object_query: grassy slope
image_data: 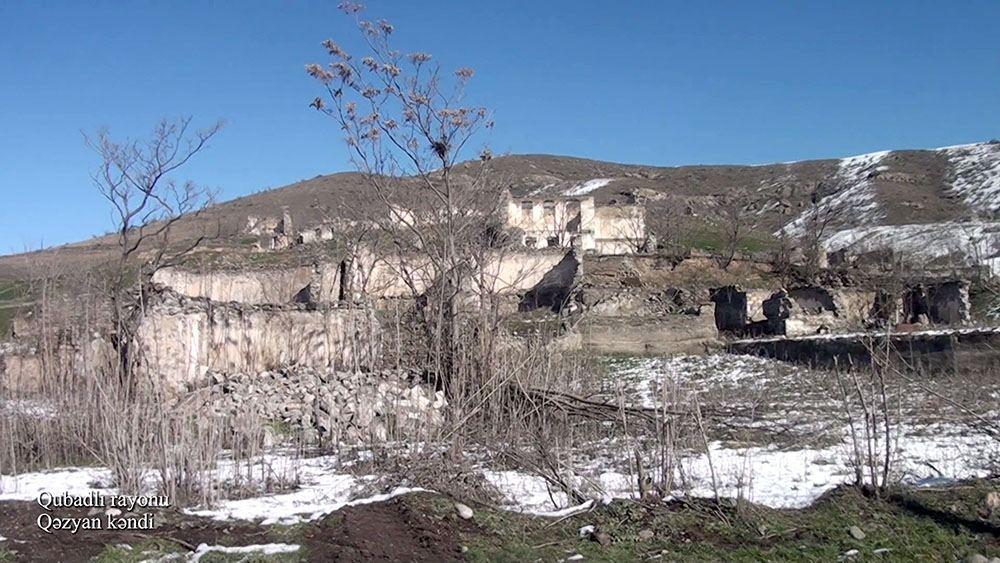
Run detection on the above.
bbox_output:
[458,483,1000,562]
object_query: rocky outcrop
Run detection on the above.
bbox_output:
[203,367,445,443]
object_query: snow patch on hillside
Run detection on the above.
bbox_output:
[564,178,613,196]
[941,142,1000,216]
[824,221,1000,276]
[780,150,890,237]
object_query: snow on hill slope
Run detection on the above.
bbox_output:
[779,150,890,237]
[3,141,999,276]
[782,142,1000,236]
[823,221,1000,276]
[942,142,1000,216]
[776,141,1000,274]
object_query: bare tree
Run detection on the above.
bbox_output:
[801,188,840,277]
[87,118,222,289]
[307,3,505,408]
[85,117,222,374]
[608,206,652,253]
[713,188,756,270]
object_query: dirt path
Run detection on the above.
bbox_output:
[0,493,466,562]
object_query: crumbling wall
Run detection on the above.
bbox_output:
[349,250,567,301]
[152,265,342,305]
[710,285,880,337]
[0,344,42,393]
[519,252,580,312]
[348,251,433,300]
[901,282,970,326]
[710,286,748,332]
[727,328,1000,374]
[0,339,113,394]
[579,287,696,317]
[927,281,970,325]
[477,251,567,295]
[788,287,837,315]
[245,215,280,236]
[137,293,378,390]
[784,287,838,336]
[593,205,646,254]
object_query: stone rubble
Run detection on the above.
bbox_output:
[206,367,446,443]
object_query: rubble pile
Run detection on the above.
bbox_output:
[207,367,446,443]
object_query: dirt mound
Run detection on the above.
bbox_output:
[0,493,465,562]
[310,494,464,561]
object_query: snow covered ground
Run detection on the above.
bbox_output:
[0,454,424,526]
[601,353,800,407]
[777,142,1000,275]
[187,543,300,562]
[1,420,994,519]
[0,466,115,501]
[2,354,996,522]
[483,427,995,511]
[484,353,998,512]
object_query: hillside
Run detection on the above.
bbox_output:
[1,141,998,277]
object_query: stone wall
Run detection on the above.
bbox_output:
[349,249,568,301]
[728,327,1000,374]
[710,286,750,331]
[593,205,645,254]
[0,339,114,394]
[519,252,580,312]
[921,281,971,325]
[505,195,645,254]
[710,285,885,337]
[137,292,378,390]
[152,265,342,305]
[506,195,597,251]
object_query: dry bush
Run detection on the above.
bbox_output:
[0,271,300,506]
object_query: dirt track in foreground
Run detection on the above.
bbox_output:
[0,493,466,562]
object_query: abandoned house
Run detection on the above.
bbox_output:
[505,195,647,254]
[711,280,972,338]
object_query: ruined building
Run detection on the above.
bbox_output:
[245,193,649,257]
[505,195,647,254]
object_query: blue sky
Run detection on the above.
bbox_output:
[1,0,998,253]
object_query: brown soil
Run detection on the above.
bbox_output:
[0,493,465,562]
[309,496,465,562]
